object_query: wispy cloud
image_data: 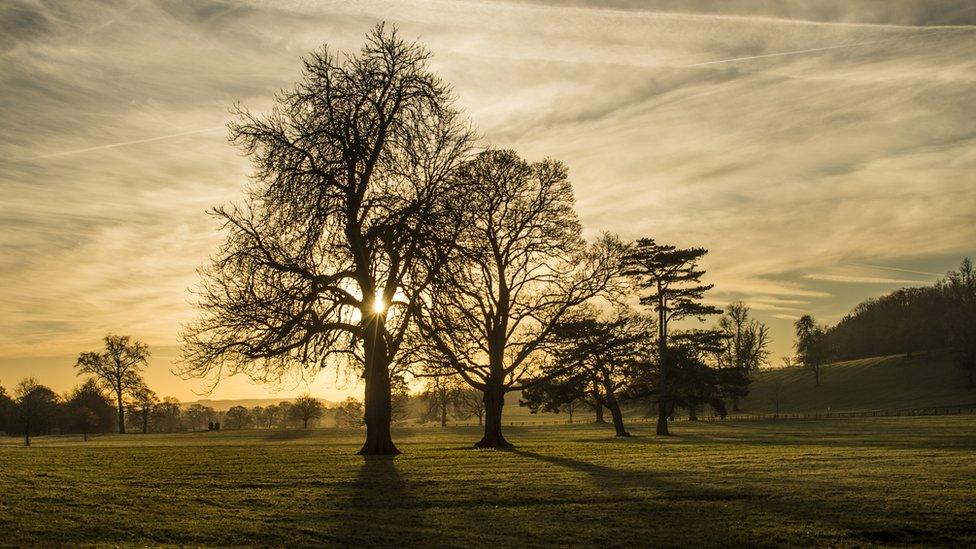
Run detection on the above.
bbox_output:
[1,0,974,398]
[803,274,932,285]
[13,126,226,162]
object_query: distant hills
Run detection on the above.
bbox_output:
[184,397,336,411]
[740,352,975,414]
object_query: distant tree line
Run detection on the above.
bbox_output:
[793,258,976,386]
[0,333,376,446]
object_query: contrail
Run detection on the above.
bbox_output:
[847,263,942,277]
[680,26,974,68]
[15,125,226,162]
[682,36,915,68]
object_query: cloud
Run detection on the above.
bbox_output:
[803,274,933,285]
[1,0,974,397]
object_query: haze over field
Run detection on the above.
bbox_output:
[1,0,975,400]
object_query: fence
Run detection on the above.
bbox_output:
[709,403,976,422]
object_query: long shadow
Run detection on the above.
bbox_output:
[505,448,752,503]
[330,457,428,545]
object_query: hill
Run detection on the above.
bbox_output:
[184,397,335,411]
[740,353,976,414]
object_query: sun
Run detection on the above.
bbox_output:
[372,298,386,314]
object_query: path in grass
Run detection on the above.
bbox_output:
[1,417,974,546]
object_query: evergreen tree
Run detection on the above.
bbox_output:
[624,239,720,435]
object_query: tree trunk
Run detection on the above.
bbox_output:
[814,366,821,387]
[117,391,125,434]
[475,386,511,449]
[604,392,630,437]
[24,419,30,447]
[303,418,309,429]
[594,400,606,423]
[656,399,669,435]
[688,403,698,421]
[142,410,148,434]
[440,402,447,427]
[83,430,88,442]
[358,319,399,455]
[656,290,670,436]
[731,395,740,413]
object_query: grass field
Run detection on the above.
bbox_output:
[2,417,975,547]
[741,353,976,414]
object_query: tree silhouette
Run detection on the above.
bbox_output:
[75,334,150,434]
[794,315,830,386]
[225,406,252,430]
[15,378,59,447]
[667,329,728,420]
[0,384,13,435]
[289,394,324,429]
[178,24,471,455]
[414,149,624,448]
[940,258,976,386]
[420,373,465,427]
[127,383,158,434]
[823,286,944,361]
[624,239,720,435]
[65,379,114,441]
[715,301,770,411]
[454,389,485,426]
[334,397,365,428]
[522,306,653,437]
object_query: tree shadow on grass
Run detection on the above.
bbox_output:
[329,457,429,545]
[505,448,752,503]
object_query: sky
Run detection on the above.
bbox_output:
[1,0,974,401]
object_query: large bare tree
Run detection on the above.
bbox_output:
[415,149,624,448]
[179,25,470,455]
[75,334,150,434]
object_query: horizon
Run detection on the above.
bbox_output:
[2,0,975,401]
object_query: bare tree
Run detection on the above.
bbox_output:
[454,389,485,426]
[715,301,770,411]
[334,397,365,428]
[15,378,60,447]
[225,406,252,430]
[178,24,471,455]
[415,149,625,448]
[127,384,158,434]
[420,372,465,427]
[156,397,182,433]
[289,394,324,429]
[75,334,150,434]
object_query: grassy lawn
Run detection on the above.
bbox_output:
[1,417,974,547]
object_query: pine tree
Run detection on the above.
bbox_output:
[624,239,720,435]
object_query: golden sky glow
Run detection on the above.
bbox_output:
[1,0,974,400]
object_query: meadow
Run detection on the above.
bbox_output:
[741,353,976,414]
[2,416,975,546]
